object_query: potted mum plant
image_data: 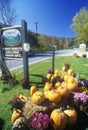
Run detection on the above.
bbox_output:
[21,77,29,89]
[8,97,24,112]
[73,92,88,113]
[26,111,54,130]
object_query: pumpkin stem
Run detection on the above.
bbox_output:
[59,107,63,112]
[16,109,22,113]
[67,105,70,109]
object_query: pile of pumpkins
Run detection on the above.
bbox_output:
[29,66,79,130]
[10,66,79,130]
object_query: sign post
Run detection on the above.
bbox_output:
[0,20,30,87]
[0,25,22,81]
[0,30,12,81]
[21,20,29,88]
[51,45,57,74]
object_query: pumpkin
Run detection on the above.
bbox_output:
[67,82,78,92]
[47,73,52,81]
[62,66,66,72]
[44,90,50,98]
[48,89,62,103]
[59,71,67,80]
[30,85,38,95]
[53,73,59,78]
[54,70,60,75]
[51,76,58,86]
[11,109,22,123]
[67,68,74,75]
[19,94,28,102]
[67,76,76,84]
[64,74,70,83]
[32,91,45,105]
[50,108,68,130]
[51,75,56,82]
[64,108,78,124]
[54,82,61,89]
[57,84,70,98]
[44,82,52,91]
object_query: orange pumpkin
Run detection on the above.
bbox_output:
[48,89,62,103]
[67,68,74,75]
[54,82,61,89]
[62,66,66,72]
[54,69,60,75]
[64,74,70,83]
[53,73,59,78]
[50,108,68,130]
[51,75,56,82]
[57,85,70,98]
[64,108,78,124]
[19,94,28,102]
[32,91,45,105]
[44,90,50,98]
[47,73,52,81]
[44,82,52,91]
[67,76,76,84]
[30,85,38,95]
[67,82,78,92]
[11,109,22,123]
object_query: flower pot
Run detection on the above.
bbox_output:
[80,106,88,113]
[12,125,29,130]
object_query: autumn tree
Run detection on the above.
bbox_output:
[71,7,88,45]
[38,35,50,51]
[0,0,17,26]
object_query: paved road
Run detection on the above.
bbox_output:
[1,49,85,71]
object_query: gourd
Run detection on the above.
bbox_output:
[57,84,70,98]
[62,66,66,72]
[67,82,78,92]
[30,85,38,95]
[64,74,70,83]
[19,94,28,102]
[44,82,52,91]
[48,89,62,103]
[67,76,76,84]
[11,109,22,123]
[32,91,45,105]
[67,68,74,75]
[54,69,60,75]
[54,81,61,89]
[50,108,68,130]
[47,73,52,81]
[64,107,78,124]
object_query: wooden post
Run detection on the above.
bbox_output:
[21,20,29,88]
[52,47,55,74]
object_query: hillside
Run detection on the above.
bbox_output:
[28,30,77,52]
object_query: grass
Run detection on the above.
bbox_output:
[0,56,88,130]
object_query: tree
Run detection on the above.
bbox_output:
[71,7,88,45]
[38,35,50,51]
[0,0,17,26]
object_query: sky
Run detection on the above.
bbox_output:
[12,0,88,38]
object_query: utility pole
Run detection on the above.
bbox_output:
[35,22,38,34]
[35,22,38,46]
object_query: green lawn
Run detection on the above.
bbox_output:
[0,56,88,130]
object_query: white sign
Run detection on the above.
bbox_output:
[23,43,30,52]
